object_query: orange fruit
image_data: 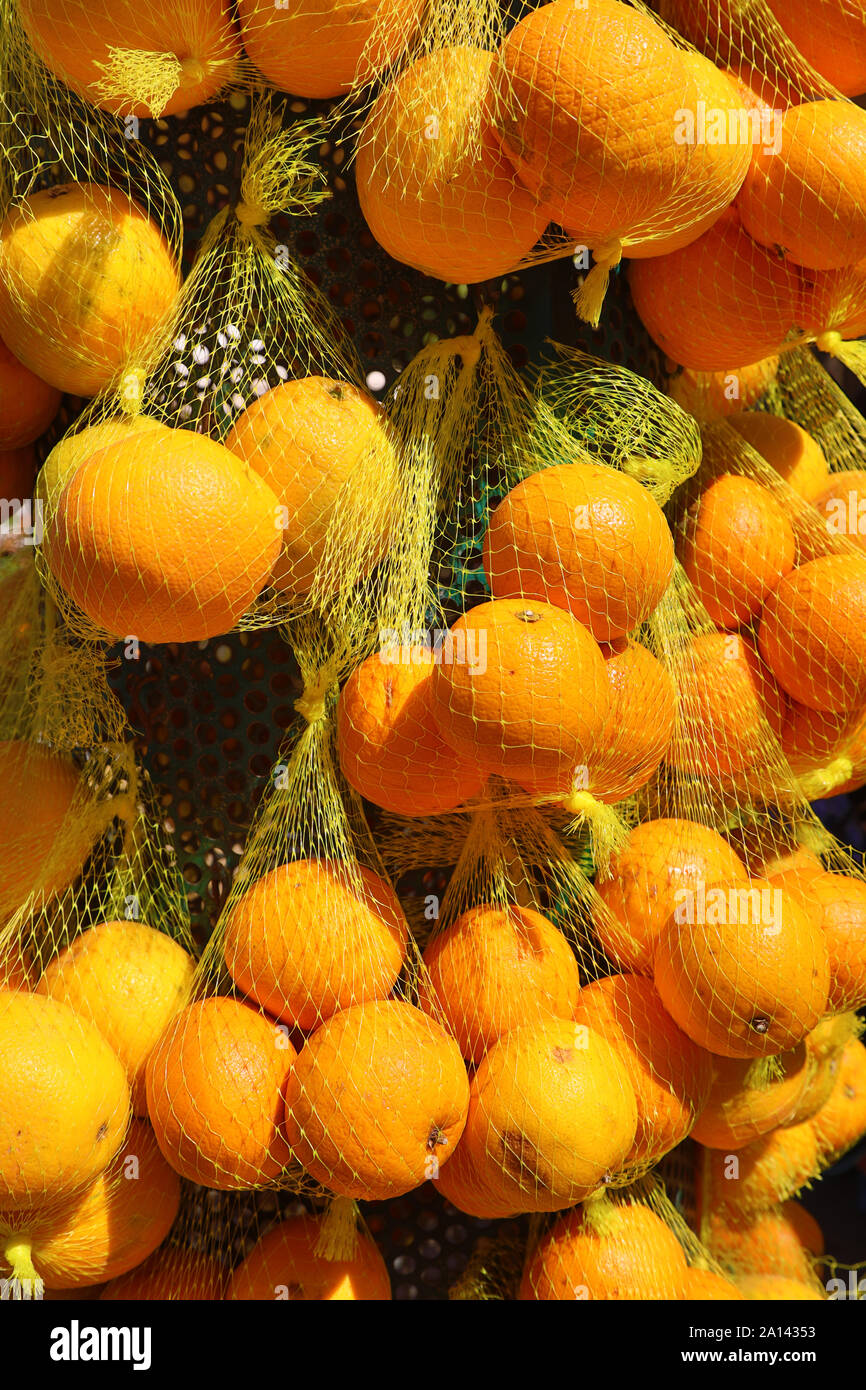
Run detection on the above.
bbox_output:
[572,974,715,1166]
[588,639,676,804]
[679,474,796,629]
[37,920,196,1115]
[37,414,168,515]
[728,411,830,501]
[780,702,857,781]
[726,823,825,880]
[629,211,806,372]
[0,336,60,449]
[800,257,866,342]
[459,1019,638,1213]
[706,1199,823,1287]
[0,989,130,1210]
[355,47,546,284]
[765,0,866,98]
[494,0,693,244]
[0,739,114,923]
[223,376,398,602]
[758,554,866,711]
[418,903,581,1065]
[429,598,610,796]
[228,1213,391,1301]
[737,1274,825,1301]
[593,817,749,976]
[810,1038,866,1162]
[823,705,866,796]
[0,940,32,991]
[100,1247,227,1300]
[665,633,788,801]
[431,1129,521,1219]
[221,860,407,1031]
[336,648,486,816]
[145,996,295,1190]
[0,183,180,396]
[238,0,423,98]
[668,357,780,421]
[775,871,866,1012]
[483,461,674,642]
[45,426,281,643]
[683,1269,745,1300]
[690,1043,811,1149]
[16,0,240,116]
[283,999,469,1201]
[706,1120,822,1216]
[623,54,751,260]
[519,1200,688,1301]
[813,469,866,552]
[737,101,866,272]
[653,875,831,1058]
[0,1121,179,1290]
[786,1013,861,1126]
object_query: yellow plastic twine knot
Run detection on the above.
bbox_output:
[572,237,624,329]
[314,1197,360,1262]
[561,788,628,880]
[293,673,333,725]
[816,330,844,355]
[798,755,854,801]
[235,199,269,231]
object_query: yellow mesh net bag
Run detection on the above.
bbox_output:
[631,0,866,381]
[32,94,411,651]
[350,0,771,320]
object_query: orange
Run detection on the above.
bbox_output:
[776,871,866,1012]
[0,336,60,449]
[706,1121,821,1216]
[519,1200,689,1301]
[813,469,866,552]
[737,1274,825,1301]
[588,639,676,804]
[690,1044,811,1149]
[37,920,196,1115]
[706,1200,823,1287]
[0,939,32,991]
[483,461,674,642]
[823,705,866,796]
[0,990,130,1210]
[429,598,610,796]
[726,822,825,880]
[17,0,240,117]
[0,183,180,397]
[494,0,694,244]
[679,474,796,628]
[336,648,487,816]
[418,903,581,1065]
[459,1019,638,1213]
[811,1038,866,1162]
[239,0,423,98]
[786,1013,861,1125]
[780,702,857,780]
[653,875,830,1058]
[145,996,295,1190]
[623,54,751,260]
[683,1269,745,1300]
[728,411,830,501]
[223,376,398,602]
[228,1213,391,1301]
[44,426,281,643]
[765,0,866,98]
[668,357,780,421]
[572,974,715,1166]
[432,1130,521,1220]
[629,211,806,372]
[665,633,788,801]
[800,257,866,342]
[37,414,168,514]
[0,740,114,922]
[758,554,866,710]
[0,1122,179,1290]
[737,101,866,271]
[283,999,469,1201]
[101,1247,227,1300]
[593,817,748,976]
[0,446,37,502]
[355,48,546,284]
[222,860,407,1030]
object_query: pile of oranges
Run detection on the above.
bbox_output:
[2,0,866,1307]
